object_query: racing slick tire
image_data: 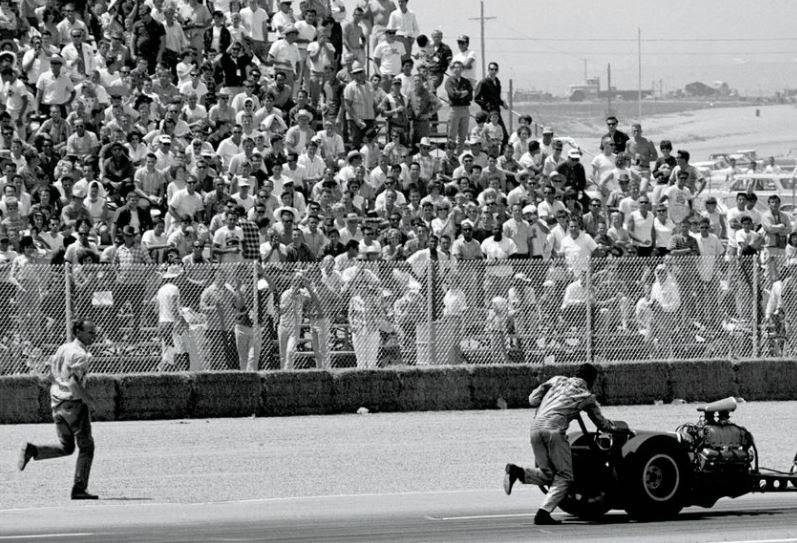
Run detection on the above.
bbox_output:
[622,441,690,520]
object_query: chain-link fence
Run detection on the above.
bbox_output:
[3,254,797,375]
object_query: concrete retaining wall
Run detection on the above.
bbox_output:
[1,360,795,423]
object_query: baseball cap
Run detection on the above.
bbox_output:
[567,149,581,159]
[350,61,365,74]
[457,34,469,42]
[283,24,298,35]
[159,135,172,144]
[542,126,554,134]
[419,137,432,147]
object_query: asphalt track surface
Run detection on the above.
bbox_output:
[1,402,796,542]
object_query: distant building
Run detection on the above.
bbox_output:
[685,81,731,97]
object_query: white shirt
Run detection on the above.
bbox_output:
[451,49,477,83]
[268,39,301,73]
[651,276,681,313]
[481,236,517,260]
[240,6,269,41]
[560,232,597,275]
[387,8,420,38]
[373,40,405,76]
[157,282,181,323]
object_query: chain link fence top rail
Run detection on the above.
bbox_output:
[3,254,797,375]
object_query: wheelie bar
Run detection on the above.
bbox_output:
[751,473,797,492]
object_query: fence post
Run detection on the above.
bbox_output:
[427,261,436,365]
[585,260,593,363]
[752,258,759,358]
[64,263,73,342]
[251,260,260,371]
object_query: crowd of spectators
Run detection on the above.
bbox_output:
[0,0,794,371]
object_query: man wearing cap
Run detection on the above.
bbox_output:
[34,55,74,116]
[372,27,405,91]
[451,35,477,86]
[205,10,232,56]
[504,363,619,525]
[380,77,410,142]
[343,61,376,148]
[445,60,473,153]
[536,125,554,158]
[556,149,589,207]
[267,25,301,94]
[113,224,154,326]
[360,0,396,56]
[240,0,270,61]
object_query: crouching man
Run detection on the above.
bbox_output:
[503,363,617,525]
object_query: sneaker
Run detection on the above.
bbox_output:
[17,443,34,471]
[503,463,523,495]
[534,509,562,525]
[71,490,99,500]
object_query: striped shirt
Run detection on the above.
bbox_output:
[528,376,612,434]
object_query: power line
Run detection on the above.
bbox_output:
[483,37,797,43]
[485,50,797,56]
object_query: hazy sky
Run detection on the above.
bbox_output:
[346,0,797,96]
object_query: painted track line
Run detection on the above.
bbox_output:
[0,534,94,540]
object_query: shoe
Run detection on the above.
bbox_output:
[71,490,99,500]
[503,463,524,495]
[534,509,562,525]
[17,443,34,471]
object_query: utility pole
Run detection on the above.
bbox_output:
[468,1,496,80]
[637,27,642,121]
[607,63,612,116]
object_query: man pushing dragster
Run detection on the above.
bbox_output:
[503,363,619,525]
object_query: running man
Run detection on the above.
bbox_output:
[503,363,618,525]
[18,319,99,500]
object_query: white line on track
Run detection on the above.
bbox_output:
[704,539,797,543]
[0,534,93,540]
[427,513,536,521]
[0,488,502,513]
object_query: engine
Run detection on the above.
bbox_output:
[678,418,754,474]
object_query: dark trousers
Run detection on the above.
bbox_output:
[115,282,146,332]
[206,330,237,370]
[34,400,94,493]
[347,119,375,149]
